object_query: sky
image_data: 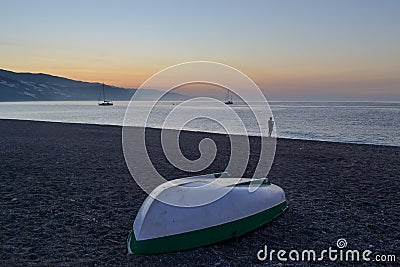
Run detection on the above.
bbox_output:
[1,0,400,100]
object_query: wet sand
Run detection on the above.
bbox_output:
[1,119,399,266]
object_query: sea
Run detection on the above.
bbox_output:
[0,101,399,147]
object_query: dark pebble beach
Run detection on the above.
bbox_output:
[1,119,399,266]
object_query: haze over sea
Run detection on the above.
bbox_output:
[0,101,398,147]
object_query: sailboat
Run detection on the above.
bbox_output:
[224,89,233,105]
[98,83,113,106]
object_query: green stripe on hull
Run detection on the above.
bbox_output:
[128,201,287,254]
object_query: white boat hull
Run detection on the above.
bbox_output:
[128,173,286,254]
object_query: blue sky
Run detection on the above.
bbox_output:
[1,0,399,100]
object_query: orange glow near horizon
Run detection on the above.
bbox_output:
[1,1,399,100]
[2,60,400,100]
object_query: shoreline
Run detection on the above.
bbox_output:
[1,119,399,265]
[0,118,398,148]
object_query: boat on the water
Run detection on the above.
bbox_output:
[127,172,286,254]
[224,89,233,105]
[98,100,113,106]
[98,83,113,106]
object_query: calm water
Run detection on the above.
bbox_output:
[0,101,399,146]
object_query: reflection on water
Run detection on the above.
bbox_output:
[0,101,399,146]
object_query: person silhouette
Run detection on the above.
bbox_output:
[268,117,274,137]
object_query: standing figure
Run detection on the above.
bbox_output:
[268,117,274,137]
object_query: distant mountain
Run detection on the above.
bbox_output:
[0,69,185,101]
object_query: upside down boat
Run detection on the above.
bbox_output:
[127,173,286,254]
